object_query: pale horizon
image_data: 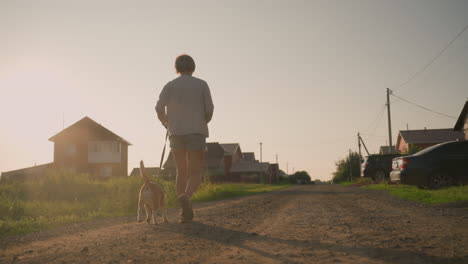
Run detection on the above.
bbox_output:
[1,0,468,181]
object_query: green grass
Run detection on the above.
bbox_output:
[0,171,289,238]
[339,181,355,186]
[192,183,289,202]
[338,178,371,186]
[364,184,468,204]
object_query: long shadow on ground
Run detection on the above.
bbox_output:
[157,221,467,264]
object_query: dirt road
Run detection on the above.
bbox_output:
[1,185,467,264]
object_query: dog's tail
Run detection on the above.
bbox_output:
[140,160,150,184]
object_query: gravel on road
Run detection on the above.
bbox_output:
[1,184,467,264]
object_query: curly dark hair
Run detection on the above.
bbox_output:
[175,55,196,73]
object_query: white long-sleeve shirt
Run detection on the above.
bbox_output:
[155,75,214,137]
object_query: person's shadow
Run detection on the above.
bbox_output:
[155,221,466,264]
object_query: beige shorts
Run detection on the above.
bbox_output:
[170,134,206,151]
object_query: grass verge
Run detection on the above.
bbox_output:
[364,184,468,204]
[192,183,289,202]
[339,181,355,186]
[0,171,289,238]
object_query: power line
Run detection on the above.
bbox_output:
[390,93,456,119]
[364,103,386,133]
[369,108,387,136]
[394,23,468,92]
[359,133,387,139]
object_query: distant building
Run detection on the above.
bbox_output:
[242,152,257,163]
[454,99,468,140]
[379,146,395,155]
[1,163,54,182]
[162,142,281,184]
[230,161,271,183]
[2,116,131,181]
[48,116,131,178]
[129,167,162,177]
[395,128,464,154]
[220,143,243,181]
[163,142,225,181]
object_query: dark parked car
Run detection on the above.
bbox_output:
[361,154,401,182]
[390,141,468,189]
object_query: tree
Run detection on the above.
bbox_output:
[332,151,361,183]
[407,144,424,155]
[290,171,311,184]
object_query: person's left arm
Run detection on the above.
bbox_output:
[203,82,214,123]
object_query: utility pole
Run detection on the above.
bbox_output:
[286,162,289,175]
[358,133,370,156]
[386,88,393,153]
[358,132,362,177]
[260,142,263,162]
[357,132,362,159]
[275,154,279,184]
[349,149,352,182]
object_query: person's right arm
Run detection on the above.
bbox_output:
[155,83,170,127]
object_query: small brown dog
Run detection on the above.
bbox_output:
[137,160,168,224]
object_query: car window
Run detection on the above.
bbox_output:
[443,143,468,155]
[413,142,468,156]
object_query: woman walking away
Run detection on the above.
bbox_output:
[155,55,214,223]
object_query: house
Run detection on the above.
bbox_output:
[49,116,131,178]
[230,161,271,183]
[220,143,243,181]
[395,128,465,154]
[379,146,395,155]
[163,142,225,181]
[242,152,257,163]
[162,143,282,184]
[129,167,162,177]
[1,163,54,182]
[454,99,468,140]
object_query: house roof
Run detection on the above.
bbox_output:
[454,99,468,131]
[379,146,395,154]
[1,163,54,179]
[242,152,256,162]
[398,128,464,145]
[220,143,241,156]
[49,116,131,145]
[129,167,162,177]
[231,162,270,174]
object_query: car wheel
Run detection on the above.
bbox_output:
[374,170,386,183]
[429,171,453,189]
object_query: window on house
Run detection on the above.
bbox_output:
[112,142,120,153]
[88,142,99,152]
[99,166,112,178]
[66,144,76,156]
[88,141,120,153]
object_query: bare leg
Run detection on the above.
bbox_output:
[173,149,188,197]
[144,204,151,223]
[137,198,143,222]
[185,150,205,198]
[160,197,168,223]
[152,206,157,224]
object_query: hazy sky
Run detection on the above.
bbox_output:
[1,0,468,180]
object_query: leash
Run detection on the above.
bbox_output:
[158,130,169,177]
